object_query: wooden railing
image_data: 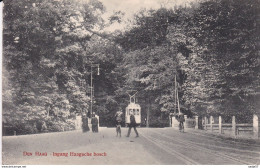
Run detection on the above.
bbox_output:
[200,115,259,139]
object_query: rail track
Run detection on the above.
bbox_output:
[140,129,257,165]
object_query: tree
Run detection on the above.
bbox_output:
[193,0,260,121]
[3,0,108,133]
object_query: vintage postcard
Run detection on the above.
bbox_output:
[2,0,259,166]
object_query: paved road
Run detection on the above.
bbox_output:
[2,127,260,165]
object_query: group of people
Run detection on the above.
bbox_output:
[115,107,139,138]
[82,109,185,135]
[82,114,99,133]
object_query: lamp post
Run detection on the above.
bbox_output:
[90,64,100,118]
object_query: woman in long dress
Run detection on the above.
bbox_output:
[82,114,90,132]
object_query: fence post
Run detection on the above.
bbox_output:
[232,116,237,137]
[253,114,259,139]
[219,116,222,134]
[210,116,213,132]
[195,116,198,129]
[204,116,207,130]
[184,115,188,128]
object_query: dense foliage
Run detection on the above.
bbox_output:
[3,0,259,134]
[115,0,259,124]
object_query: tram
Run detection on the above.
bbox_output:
[125,91,141,126]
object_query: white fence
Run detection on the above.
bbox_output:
[202,115,259,139]
[173,114,259,139]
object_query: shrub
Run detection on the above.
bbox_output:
[3,122,38,135]
[48,123,63,132]
[24,124,38,134]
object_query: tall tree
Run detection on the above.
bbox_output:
[193,0,260,120]
[3,0,107,133]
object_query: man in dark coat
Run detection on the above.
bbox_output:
[126,113,139,137]
[91,114,99,133]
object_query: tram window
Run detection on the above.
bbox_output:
[136,109,139,115]
[129,109,133,115]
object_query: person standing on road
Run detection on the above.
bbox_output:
[115,108,123,137]
[82,114,90,133]
[178,114,185,132]
[91,114,99,133]
[126,112,139,137]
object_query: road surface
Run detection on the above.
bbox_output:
[2,127,260,165]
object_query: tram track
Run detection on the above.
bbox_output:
[148,129,256,165]
[188,140,260,155]
[140,131,200,165]
[188,131,260,148]
[164,128,260,152]
[153,133,259,164]
[166,131,260,155]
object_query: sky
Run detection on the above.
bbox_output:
[99,0,194,32]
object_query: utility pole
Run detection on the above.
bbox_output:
[174,75,177,115]
[177,82,181,115]
[90,64,100,118]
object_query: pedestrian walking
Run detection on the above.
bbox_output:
[126,113,139,137]
[82,114,90,133]
[91,114,99,133]
[115,108,123,137]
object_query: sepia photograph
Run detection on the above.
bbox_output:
[1,0,260,166]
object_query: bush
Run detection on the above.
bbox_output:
[3,123,16,136]
[24,124,38,134]
[66,121,76,131]
[3,121,38,135]
[48,123,64,132]
[3,118,76,135]
[46,119,75,132]
[36,121,43,132]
